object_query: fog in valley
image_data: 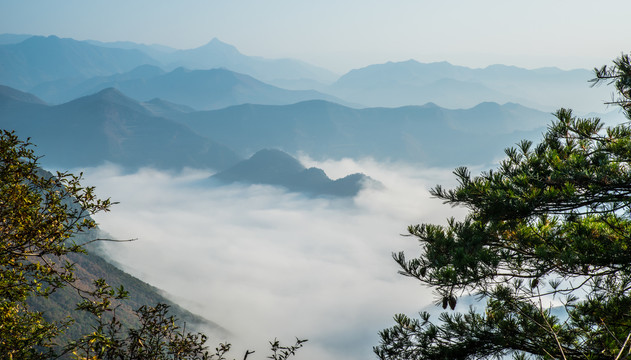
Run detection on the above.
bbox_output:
[4,2,631,359]
[78,157,470,360]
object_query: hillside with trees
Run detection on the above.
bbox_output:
[0,131,305,359]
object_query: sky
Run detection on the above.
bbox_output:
[1,0,630,73]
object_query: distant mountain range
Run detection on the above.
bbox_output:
[85,37,339,88]
[326,59,609,112]
[30,65,349,110]
[0,34,607,194]
[175,99,551,166]
[1,84,554,168]
[211,149,377,197]
[155,38,339,86]
[0,85,241,170]
[0,84,555,192]
[3,32,601,359]
[0,86,379,196]
[0,35,337,94]
[0,35,158,89]
[0,34,611,114]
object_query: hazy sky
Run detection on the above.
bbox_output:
[2,0,630,73]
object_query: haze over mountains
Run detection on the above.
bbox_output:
[327,59,608,111]
[0,83,553,174]
[1,32,618,360]
[0,85,240,170]
[0,33,611,208]
[31,65,349,110]
[0,34,611,114]
[176,100,550,166]
[0,35,337,96]
[0,35,158,89]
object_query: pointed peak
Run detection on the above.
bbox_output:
[206,37,231,46]
[73,87,132,104]
[93,87,127,98]
[197,38,241,53]
[71,87,149,114]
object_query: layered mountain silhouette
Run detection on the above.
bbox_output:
[176,99,551,166]
[327,59,608,112]
[0,85,385,197]
[0,34,609,114]
[0,35,157,90]
[158,38,338,86]
[30,64,167,104]
[0,35,337,96]
[0,86,241,170]
[211,149,376,197]
[1,83,553,170]
[84,37,338,87]
[31,65,348,110]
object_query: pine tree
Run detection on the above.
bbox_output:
[375,54,631,359]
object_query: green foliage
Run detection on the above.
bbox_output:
[0,130,306,359]
[376,54,631,359]
[0,130,111,359]
[68,280,213,360]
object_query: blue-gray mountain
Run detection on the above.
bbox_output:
[0,34,337,95]
[0,34,610,115]
[0,85,241,170]
[326,59,609,112]
[0,86,374,197]
[0,35,158,90]
[174,100,551,167]
[155,38,338,87]
[29,64,167,104]
[211,149,378,197]
[1,82,555,169]
[30,65,349,110]
[84,37,338,88]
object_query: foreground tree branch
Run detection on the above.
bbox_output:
[376,54,631,360]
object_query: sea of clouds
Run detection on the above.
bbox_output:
[80,157,472,360]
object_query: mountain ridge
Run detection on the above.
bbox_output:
[0,86,242,170]
[29,65,351,109]
[0,35,158,90]
[176,98,552,166]
[327,59,606,112]
[211,149,375,197]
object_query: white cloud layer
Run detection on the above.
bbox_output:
[80,159,469,360]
